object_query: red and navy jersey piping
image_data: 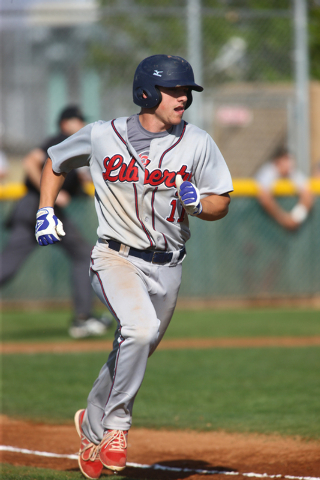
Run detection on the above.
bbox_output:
[158,121,187,168]
[111,119,127,146]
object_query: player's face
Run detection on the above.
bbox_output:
[154,86,189,129]
[60,118,85,136]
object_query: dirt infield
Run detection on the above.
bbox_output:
[1,416,320,479]
[2,336,320,354]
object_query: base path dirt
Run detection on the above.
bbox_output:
[1,416,319,479]
[2,336,320,354]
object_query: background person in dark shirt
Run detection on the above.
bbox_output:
[0,106,112,338]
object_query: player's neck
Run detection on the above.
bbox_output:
[138,111,172,133]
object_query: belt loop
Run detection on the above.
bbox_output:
[119,244,130,257]
[170,250,180,266]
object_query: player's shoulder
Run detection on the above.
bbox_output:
[91,117,128,135]
[91,119,110,132]
[184,122,212,143]
[184,122,218,149]
[185,121,208,137]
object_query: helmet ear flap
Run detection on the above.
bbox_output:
[154,86,162,107]
[133,85,162,109]
[185,90,193,110]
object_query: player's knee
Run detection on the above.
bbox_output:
[123,322,159,347]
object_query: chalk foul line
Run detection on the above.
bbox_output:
[1,445,319,480]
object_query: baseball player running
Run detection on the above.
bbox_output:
[35,55,233,479]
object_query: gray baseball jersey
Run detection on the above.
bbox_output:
[48,115,233,251]
[48,115,233,441]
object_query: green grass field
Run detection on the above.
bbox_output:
[1,307,320,479]
[0,464,135,480]
[2,307,320,342]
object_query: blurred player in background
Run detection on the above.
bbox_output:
[0,105,113,338]
[255,146,314,230]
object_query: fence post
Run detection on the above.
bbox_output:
[187,0,204,129]
[293,0,310,175]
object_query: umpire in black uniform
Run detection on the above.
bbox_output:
[0,106,112,338]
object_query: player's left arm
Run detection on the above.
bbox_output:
[198,193,231,221]
[176,174,231,221]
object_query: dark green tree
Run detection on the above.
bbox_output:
[309,2,320,80]
[86,0,319,86]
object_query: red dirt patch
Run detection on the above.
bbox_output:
[1,416,319,479]
[2,336,320,354]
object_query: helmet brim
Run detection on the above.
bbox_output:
[155,79,203,92]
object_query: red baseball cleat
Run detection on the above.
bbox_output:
[74,409,103,479]
[99,429,128,471]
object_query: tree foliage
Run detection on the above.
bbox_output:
[87,0,319,85]
[309,3,320,80]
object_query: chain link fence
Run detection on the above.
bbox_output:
[1,1,319,304]
[1,196,320,303]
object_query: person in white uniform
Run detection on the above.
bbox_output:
[35,54,233,479]
[255,146,314,230]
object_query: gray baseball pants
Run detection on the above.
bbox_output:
[82,241,182,444]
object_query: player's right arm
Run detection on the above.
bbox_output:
[35,158,67,246]
[39,158,66,208]
[35,123,94,245]
[23,148,71,208]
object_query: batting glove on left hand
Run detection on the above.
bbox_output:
[176,174,203,216]
[35,207,65,246]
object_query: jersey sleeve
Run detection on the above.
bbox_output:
[193,132,233,196]
[48,122,103,173]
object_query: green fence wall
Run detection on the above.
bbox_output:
[1,196,320,303]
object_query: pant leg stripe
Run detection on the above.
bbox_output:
[90,267,120,322]
[90,267,125,420]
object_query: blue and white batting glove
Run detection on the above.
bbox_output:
[175,174,203,216]
[35,207,65,246]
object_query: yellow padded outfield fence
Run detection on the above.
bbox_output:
[1,179,320,201]
[1,183,320,302]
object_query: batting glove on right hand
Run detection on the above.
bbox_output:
[35,207,65,246]
[175,174,203,216]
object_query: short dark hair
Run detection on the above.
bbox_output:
[271,145,289,161]
[58,106,85,124]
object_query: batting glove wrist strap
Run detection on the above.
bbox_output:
[35,207,65,246]
[175,175,203,216]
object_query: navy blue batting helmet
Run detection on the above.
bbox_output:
[133,54,203,109]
